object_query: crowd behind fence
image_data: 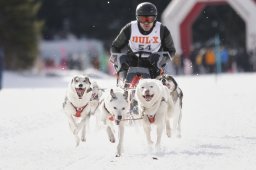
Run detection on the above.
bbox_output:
[170,46,256,75]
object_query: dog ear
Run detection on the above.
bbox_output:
[167,76,178,91]
[72,76,78,83]
[86,87,92,93]
[110,89,117,100]
[85,77,91,84]
[92,81,98,89]
[123,90,128,100]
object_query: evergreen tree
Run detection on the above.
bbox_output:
[0,0,42,70]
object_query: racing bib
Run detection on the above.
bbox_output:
[129,20,161,54]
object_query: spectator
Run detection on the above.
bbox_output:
[195,48,206,74]
[220,46,229,72]
[189,47,199,74]
[172,54,182,75]
[249,49,256,71]
[205,47,216,73]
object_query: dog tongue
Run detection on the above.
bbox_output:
[144,94,153,101]
[76,88,85,98]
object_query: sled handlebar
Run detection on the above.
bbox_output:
[110,51,172,63]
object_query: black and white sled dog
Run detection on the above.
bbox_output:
[135,79,174,149]
[90,81,104,115]
[63,75,93,146]
[157,74,183,137]
[99,88,130,157]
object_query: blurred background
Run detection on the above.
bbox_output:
[0,0,256,80]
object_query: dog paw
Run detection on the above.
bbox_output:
[75,136,80,147]
[166,131,171,138]
[148,140,154,145]
[75,141,80,147]
[81,137,86,142]
[108,135,115,143]
[155,144,163,153]
[72,128,79,135]
[176,133,182,138]
[109,138,115,143]
[147,145,153,153]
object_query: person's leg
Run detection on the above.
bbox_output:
[118,70,127,81]
[113,55,128,72]
[116,54,140,84]
[148,54,162,78]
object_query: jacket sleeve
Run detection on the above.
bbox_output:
[160,25,176,57]
[111,23,131,53]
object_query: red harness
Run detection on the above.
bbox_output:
[145,98,166,123]
[71,103,88,117]
[129,75,142,88]
[147,115,156,123]
[108,115,115,121]
[103,103,115,121]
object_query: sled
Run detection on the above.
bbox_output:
[110,51,172,115]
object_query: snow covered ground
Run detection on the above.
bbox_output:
[0,71,256,170]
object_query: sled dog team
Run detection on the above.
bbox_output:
[63,74,183,157]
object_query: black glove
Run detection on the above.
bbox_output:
[109,54,118,64]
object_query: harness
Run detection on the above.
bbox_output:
[70,102,89,117]
[89,98,104,115]
[141,97,166,124]
[103,103,115,121]
[101,97,166,124]
[102,101,143,125]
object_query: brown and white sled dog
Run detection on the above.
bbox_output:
[63,75,93,146]
[135,79,174,148]
[157,74,183,137]
[99,88,129,157]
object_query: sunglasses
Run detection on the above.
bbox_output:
[137,16,156,23]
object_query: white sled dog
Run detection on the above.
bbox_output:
[135,79,174,148]
[157,74,183,137]
[99,88,129,157]
[63,75,93,146]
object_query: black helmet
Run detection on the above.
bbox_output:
[136,2,157,16]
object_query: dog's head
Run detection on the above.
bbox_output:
[70,75,92,99]
[157,74,177,92]
[104,88,129,125]
[135,79,161,104]
[90,81,103,101]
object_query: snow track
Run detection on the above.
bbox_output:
[1,72,256,170]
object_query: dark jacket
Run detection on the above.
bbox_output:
[111,21,176,57]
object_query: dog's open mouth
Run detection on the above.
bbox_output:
[143,94,154,101]
[75,88,86,98]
